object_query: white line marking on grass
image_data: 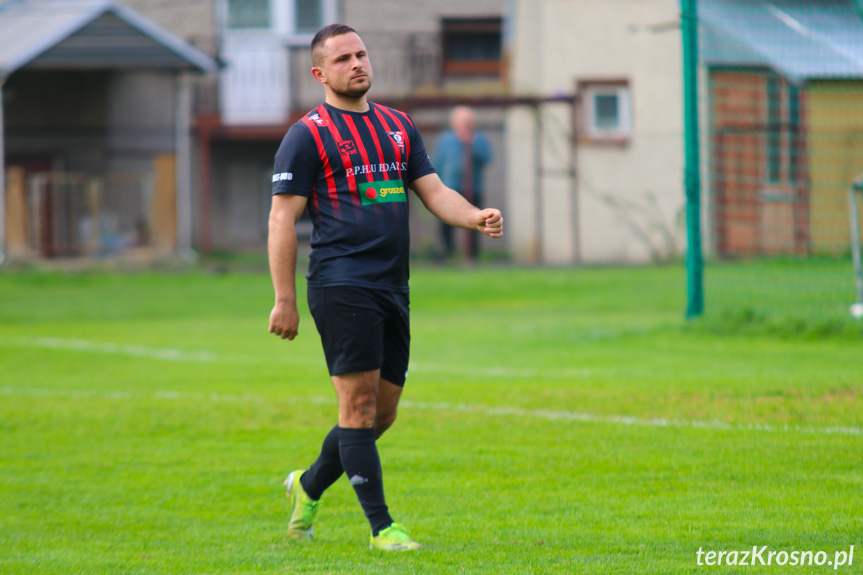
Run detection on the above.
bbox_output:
[11,337,218,362]
[8,337,592,379]
[1,386,861,437]
[409,362,594,379]
[398,399,863,436]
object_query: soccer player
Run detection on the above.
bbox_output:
[267,24,503,551]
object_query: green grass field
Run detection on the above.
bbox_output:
[705,257,862,333]
[1,264,861,574]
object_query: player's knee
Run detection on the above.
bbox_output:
[374,409,397,437]
[341,392,378,428]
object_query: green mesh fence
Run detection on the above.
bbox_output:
[691,0,863,330]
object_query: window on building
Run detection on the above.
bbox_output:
[227,0,270,29]
[788,83,801,185]
[765,75,802,186]
[441,18,502,76]
[767,75,781,183]
[295,0,322,32]
[579,80,632,143]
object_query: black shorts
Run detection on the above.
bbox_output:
[307,286,410,386]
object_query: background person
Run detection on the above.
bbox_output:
[434,106,493,262]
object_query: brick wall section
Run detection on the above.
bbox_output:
[710,69,810,256]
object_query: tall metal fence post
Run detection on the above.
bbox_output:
[853,0,863,22]
[0,78,7,266]
[175,72,194,260]
[850,177,863,306]
[682,0,704,318]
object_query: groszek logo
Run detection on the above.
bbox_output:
[359,179,407,205]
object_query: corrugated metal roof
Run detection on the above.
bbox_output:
[701,0,863,81]
[0,0,216,77]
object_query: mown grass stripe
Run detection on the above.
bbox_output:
[2,386,860,437]
[11,336,217,362]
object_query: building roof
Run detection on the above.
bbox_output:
[701,0,863,81]
[0,0,216,78]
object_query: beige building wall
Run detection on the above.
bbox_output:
[124,0,505,51]
[26,0,216,49]
[124,0,504,42]
[807,81,863,255]
[344,0,504,33]
[120,0,217,50]
[508,0,685,264]
[343,0,510,258]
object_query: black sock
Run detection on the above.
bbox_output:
[338,426,393,536]
[300,425,344,501]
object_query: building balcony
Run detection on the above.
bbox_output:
[191,31,506,124]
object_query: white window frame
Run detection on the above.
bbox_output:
[221,0,338,35]
[581,82,632,143]
[283,0,338,35]
[224,0,271,30]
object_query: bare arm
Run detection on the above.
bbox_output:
[268,193,309,340]
[411,173,503,238]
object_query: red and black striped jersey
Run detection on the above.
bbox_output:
[272,102,436,293]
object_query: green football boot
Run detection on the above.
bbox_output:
[369,523,422,551]
[284,470,319,541]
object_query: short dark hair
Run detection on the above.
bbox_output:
[311,24,357,66]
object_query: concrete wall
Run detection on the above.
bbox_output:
[2,70,173,175]
[405,111,507,258]
[5,70,109,172]
[125,0,505,40]
[106,72,176,173]
[508,0,685,264]
[344,0,504,32]
[121,0,217,51]
[210,140,279,250]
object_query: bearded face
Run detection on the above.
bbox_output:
[314,32,374,103]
